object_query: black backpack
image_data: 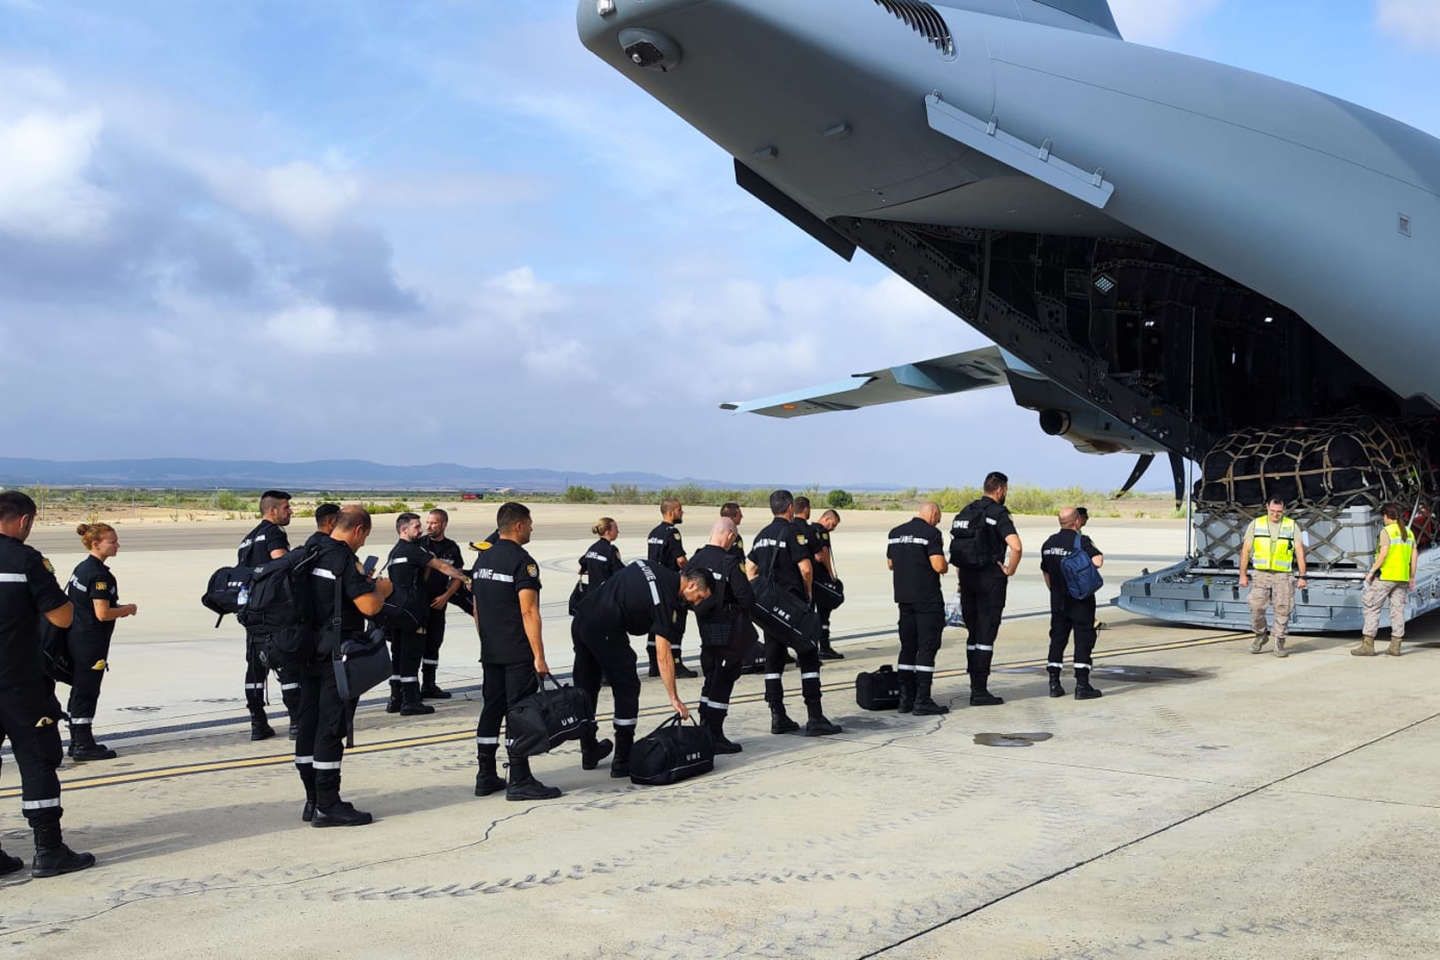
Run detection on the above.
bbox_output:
[949,500,996,568]
[201,566,253,626]
[238,546,322,665]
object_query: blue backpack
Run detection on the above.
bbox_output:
[1061,532,1104,600]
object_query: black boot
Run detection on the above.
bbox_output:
[1048,668,1066,698]
[1074,671,1103,700]
[312,771,373,827]
[818,632,844,660]
[68,724,118,762]
[30,820,95,878]
[281,685,302,739]
[969,684,1004,707]
[400,681,435,716]
[475,752,506,796]
[803,702,843,736]
[647,646,660,678]
[897,671,916,714]
[912,674,950,716]
[672,650,698,680]
[385,680,402,714]
[0,845,23,877]
[505,756,562,801]
[420,665,452,700]
[250,709,276,741]
[770,706,800,735]
[706,710,742,754]
[298,763,317,822]
[610,728,635,779]
[580,725,614,770]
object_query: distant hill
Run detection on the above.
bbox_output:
[0,457,729,493]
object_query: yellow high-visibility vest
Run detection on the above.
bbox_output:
[1251,516,1297,572]
[1379,522,1415,583]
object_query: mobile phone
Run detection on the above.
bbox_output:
[363,556,379,576]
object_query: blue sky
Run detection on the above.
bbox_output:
[0,1,1436,489]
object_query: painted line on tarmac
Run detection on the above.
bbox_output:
[0,630,1247,800]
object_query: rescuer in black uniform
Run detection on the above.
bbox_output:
[804,501,844,661]
[646,497,696,679]
[886,503,951,715]
[572,559,712,777]
[299,505,392,826]
[64,522,137,761]
[421,508,466,699]
[237,490,299,739]
[748,489,842,737]
[0,491,95,876]
[689,517,753,752]
[1039,508,1105,700]
[471,502,563,801]
[579,517,625,591]
[384,512,468,716]
[721,502,745,559]
[303,502,341,550]
[949,472,1022,706]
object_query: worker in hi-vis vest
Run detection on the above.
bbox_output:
[1354,502,1419,658]
[1239,496,1309,658]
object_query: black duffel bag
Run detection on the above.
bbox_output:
[39,619,74,685]
[630,714,715,786]
[856,665,903,711]
[333,626,392,702]
[751,543,821,654]
[506,674,595,758]
[814,577,845,615]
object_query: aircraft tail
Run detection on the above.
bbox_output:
[945,0,1122,39]
[1030,0,1121,37]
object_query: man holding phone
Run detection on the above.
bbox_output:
[383,513,468,717]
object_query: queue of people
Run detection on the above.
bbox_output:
[0,480,1424,876]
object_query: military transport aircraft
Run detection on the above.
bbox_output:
[578,0,1440,632]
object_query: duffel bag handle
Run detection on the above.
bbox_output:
[539,672,566,691]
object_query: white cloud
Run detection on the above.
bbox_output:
[0,109,110,240]
[1377,0,1440,51]
[262,303,373,355]
[1108,0,1222,45]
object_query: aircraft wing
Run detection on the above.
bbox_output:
[720,346,1011,418]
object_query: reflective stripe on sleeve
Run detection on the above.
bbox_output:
[0,573,28,583]
[312,568,337,580]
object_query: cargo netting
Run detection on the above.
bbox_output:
[1195,414,1440,557]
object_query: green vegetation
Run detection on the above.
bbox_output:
[563,485,599,503]
[826,489,855,509]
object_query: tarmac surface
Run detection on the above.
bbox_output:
[3,506,1437,958]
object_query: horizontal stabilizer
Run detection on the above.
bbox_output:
[721,346,1009,418]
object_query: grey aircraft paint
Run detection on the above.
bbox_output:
[579,0,1440,631]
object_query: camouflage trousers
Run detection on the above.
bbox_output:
[1362,579,1409,639]
[1248,571,1295,641]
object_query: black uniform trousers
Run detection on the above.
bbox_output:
[699,613,751,724]
[897,601,945,672]
[1047,595,1098,676]
[387,621,426,691]
[244,628,303,719]
[475,662,539,764]
[959,564,1008,690]
[571,619,641,758]
[762,591,823,712]
[0,682,65,829]
[423,606,447,669]
[65,627,110,727]
[292,659,348,805]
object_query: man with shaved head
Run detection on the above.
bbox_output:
[687,517,756,752]
[1039,508,1105,700]
[886,503,951,714]
[646,497,696,679]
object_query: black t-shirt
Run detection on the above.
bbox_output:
[309,537,377,650]
[472,538,541,665]
[689,544,754,622]
[0,534,69,689]
[579,538,624,589]
[581,561,683,640]
[303,530,330,551]
[950,498,1018,565]
[749,517,809,599]
[807,521,834,583]
[425,536,464,598]
[646,521,686,571]
[1040,530,1103,603]
[386,537,435,619]
[238,520,290,570]
[887,517,945,605]
[727,531,746,564]
[67,555,118,644]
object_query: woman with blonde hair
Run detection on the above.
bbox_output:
[65,523,137,761]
